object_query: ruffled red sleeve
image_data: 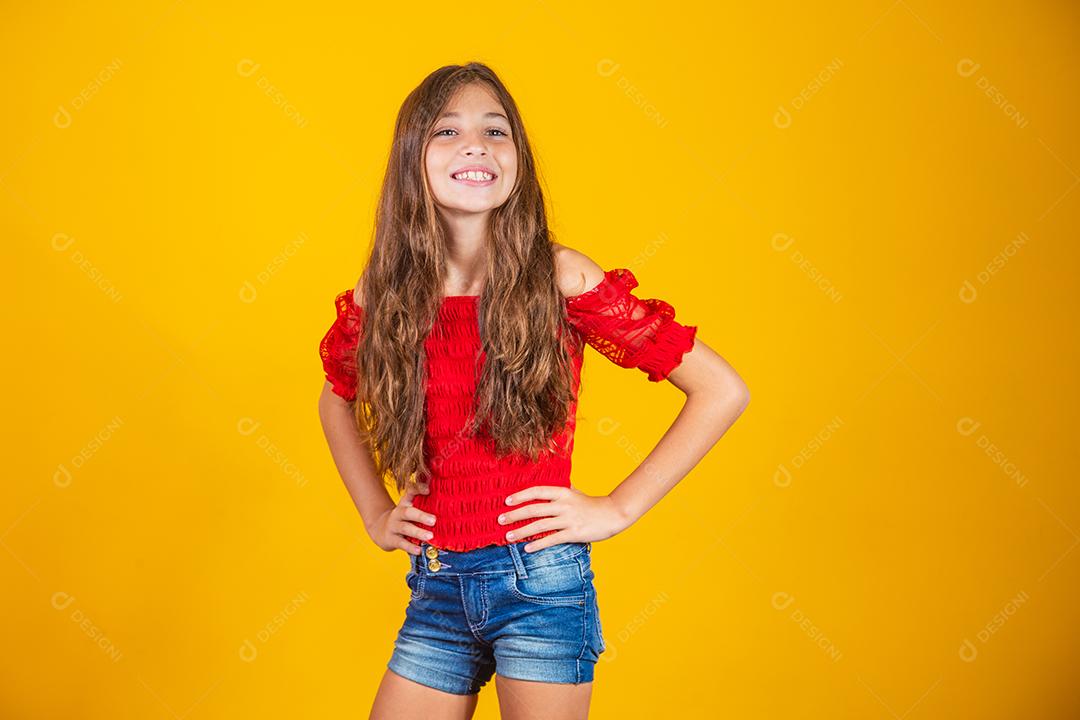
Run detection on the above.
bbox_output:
[564,268,697,382]
[319,288,364,401]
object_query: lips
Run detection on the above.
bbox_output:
[451,166,498,186]
[450,165,497,182]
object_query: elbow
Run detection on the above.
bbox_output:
[732,382,750,415]
[729,364,750,408]
[714,382,750,428]
[701,374,750,419]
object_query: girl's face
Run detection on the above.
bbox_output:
[425,83,517,219]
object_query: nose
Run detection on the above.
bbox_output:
[460,129,490,156]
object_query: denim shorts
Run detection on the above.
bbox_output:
[386,538,606,695]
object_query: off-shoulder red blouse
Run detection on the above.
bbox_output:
[319,268,697,551]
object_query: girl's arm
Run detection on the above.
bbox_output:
[607,336,750,527]
[318,382,394,530]
[501,246,750,549]
[318,381,435,554]
[557,243,751,526]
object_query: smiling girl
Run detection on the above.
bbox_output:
[318,62,750,720]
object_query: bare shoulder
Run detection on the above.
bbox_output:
[552,242,606,299]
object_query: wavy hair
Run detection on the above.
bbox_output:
[352,62,582,495]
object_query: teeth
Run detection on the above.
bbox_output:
[453,170,494,181]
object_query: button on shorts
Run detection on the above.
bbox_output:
[386,538,606,695]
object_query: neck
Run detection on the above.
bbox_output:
[440,210,488,295]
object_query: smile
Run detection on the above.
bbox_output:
[451,168,497,185]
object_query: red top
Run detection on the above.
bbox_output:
[320,267,697,551]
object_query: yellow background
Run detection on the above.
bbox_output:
[4,1,1078,718]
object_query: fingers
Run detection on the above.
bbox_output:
[521,530,572,553]
[392,522,430,555]
[399,481,431,507]
[498,501,557,526]
[389,484,435,556]
[403,505,437,528]
[506,517,562,543]
[398,538,422,555]
[398,520,435,543]
[504,485,563,506]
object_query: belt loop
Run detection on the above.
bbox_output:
[507,541,529,579]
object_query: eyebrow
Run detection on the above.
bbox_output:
[438,111,510,122]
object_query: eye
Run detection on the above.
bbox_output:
[433,128,510,137]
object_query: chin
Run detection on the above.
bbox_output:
[438,196,504,214]
[448,205,498,216]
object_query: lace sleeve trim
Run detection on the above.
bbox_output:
[564,268,697,382]
[319,289,363,401]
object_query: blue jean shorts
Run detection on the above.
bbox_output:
[387,538,606,695]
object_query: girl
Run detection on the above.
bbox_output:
[318,62,750,720]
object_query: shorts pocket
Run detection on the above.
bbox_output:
[405,567,425,601]
[580,552,606,653]
[592,590,606,653]
[509,557,587,606]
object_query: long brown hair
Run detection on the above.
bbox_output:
[352,62,582,494]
